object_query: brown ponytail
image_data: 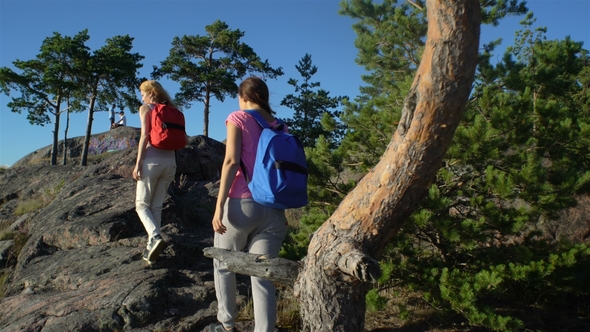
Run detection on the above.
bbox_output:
[238,77,274,115]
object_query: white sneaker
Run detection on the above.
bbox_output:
[209,322,236,332]
[146,235,166,262]
[142,249,155,265]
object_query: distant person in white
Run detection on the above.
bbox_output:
[112,111,126,128]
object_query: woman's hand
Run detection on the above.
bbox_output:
[212,210,227,234]
[132,166,141,181]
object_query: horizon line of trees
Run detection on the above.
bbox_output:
[0,20,285,166]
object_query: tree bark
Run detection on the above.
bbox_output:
[203,247,300,284]
[294,0,481,331]
[62,108,70,165]
[51,112,60,166]
[204,85,211,137]
[50,96,63,166]
[81,90,97,167]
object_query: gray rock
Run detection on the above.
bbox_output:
[0,131,264,332]
[0,239,14,266]
[9,213,30,232]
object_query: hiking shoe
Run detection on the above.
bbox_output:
[142,249,155,265]
[209,322,236,332]
[147,235,166,262]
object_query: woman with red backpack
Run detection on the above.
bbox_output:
[132,80,185,265]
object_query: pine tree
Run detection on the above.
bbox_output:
[278,0,589,330]
[153,20,283,137]
[76,34,144,166]
[280,53,346,148]
[279,54,348,259]
[0,31,90,165]
[377,15,590,330]
[284,0,532,262]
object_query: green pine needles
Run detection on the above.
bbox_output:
[281,3,590,330]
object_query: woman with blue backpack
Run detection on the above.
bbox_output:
[210,77,290,332]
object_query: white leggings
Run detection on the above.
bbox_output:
[135,157,176,244]
[213,198,287,332]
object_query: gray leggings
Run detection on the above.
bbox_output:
[213,198,287,332]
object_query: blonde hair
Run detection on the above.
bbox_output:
[139,80,178,109]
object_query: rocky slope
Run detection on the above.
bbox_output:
[0,127,267,332]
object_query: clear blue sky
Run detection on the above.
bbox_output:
[1,0,589,167]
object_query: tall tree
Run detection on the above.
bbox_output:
[152,20,283,137]
[61,97,73,165]
[281,0,435,261]
[280,53,346,148]
[293,1,481,329]
[279,0,529,329]
[337,0,427,173]
[76,34,144,166]
[0,31,89,165]
[284,0,527,257]
[376,16,590,330]
[278,54,348,260]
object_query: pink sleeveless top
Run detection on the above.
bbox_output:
[226,110,287,198]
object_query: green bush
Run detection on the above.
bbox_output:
[283,13,590,331]
[366,289,388,312]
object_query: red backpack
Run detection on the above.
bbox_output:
[149,103,186,150]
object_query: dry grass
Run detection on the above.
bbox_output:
[235,284,301,330]
[276,285,301,330]
[13,198,45,216]
[0,271,10,300]
[237,295,254,321]
[0,219,31,301]
[285,208,304,229]
[13,179,65,216]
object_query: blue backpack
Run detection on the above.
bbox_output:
[241,110,308,209]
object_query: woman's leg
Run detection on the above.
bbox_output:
[247,207,288,332]
[147,159,176,237]
[213,199,253,329]
[213,242,237,329]
[135,161,161,240]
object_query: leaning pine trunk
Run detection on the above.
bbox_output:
[81,90,98,167]
[294,0,481,330]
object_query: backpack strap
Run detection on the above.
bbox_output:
[243,110,285,131]
[240,110,285,183]
[240,160,250,183]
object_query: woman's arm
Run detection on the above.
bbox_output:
[212,122,242,234]
[132,105,151,180]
